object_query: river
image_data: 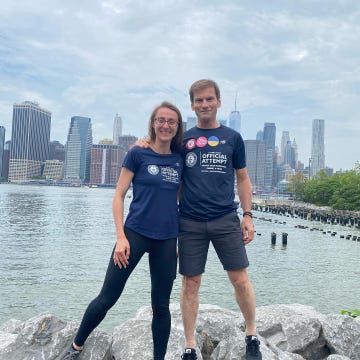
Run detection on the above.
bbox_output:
[0,184,359,332]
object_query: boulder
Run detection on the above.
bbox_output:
[0,304,359,360]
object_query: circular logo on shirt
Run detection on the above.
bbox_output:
[196,136,208,147]
[148,165,159,175]
[185,152,197,167]
[208,136,219,147]
[186,139,196,150]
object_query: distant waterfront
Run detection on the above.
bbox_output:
[0,183,359,332]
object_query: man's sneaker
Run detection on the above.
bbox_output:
[59,344,82,359]
[246,335,262,360]
[181,347,197,359]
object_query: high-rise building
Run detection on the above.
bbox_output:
[244,140,265,191]
[117,135,138,152]
[2,141,10,180]
[229,110,241,133]
[229,94,241,133]
[311,119,325,177]
[113,114,122,145]
[185,116,197,131]
[49,140,65,161]
[263,122,276,190]
[8,101,51,182]
[0,126,5,178]
[43,160,64,180]
[256,130,263,141]
[90,144,126,185]
[63,116,93,182]
[280,131,290,164]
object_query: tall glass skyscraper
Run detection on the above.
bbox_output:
[263,122,276,190]
[244,140,265,190]
[63,116,93,182]
[228,93,241,133]
[113,114,122,145]
[0,126,5,178]
[8,101,51,182]
[229,110,241,133]
[311,119,325,177]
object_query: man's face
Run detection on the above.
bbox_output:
[191,86,221,123]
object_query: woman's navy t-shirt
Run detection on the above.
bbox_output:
[122,146,183,240]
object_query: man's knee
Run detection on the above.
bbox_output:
[182,275,201,296]
[228,269,251,291]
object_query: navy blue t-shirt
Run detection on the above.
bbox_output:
[122,147,183,239]
[179,125,246,221]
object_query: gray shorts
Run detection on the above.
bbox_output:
[178,211,249,276]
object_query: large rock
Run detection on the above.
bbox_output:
[0,313,112,360]
[0,304,359,359]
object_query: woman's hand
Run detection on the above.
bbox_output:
[113,236,130,268]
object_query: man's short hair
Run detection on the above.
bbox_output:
[189,79,221,103]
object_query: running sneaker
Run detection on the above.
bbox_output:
[59,344,82,359]
[181,347,198,359]
[245,335,262,360]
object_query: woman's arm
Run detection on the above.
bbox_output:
[112,167,134,268]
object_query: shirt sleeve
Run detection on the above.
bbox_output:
[233,133,246,169]
[122,147,140,173]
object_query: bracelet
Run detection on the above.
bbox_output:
[243,211,253,218]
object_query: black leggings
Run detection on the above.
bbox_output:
[74,227,177,360]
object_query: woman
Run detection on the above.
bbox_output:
[61,101,183,360]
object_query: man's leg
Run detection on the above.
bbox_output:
[180,274,202,349]
[227,268,256,336]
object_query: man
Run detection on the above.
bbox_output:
[179,79,262,360]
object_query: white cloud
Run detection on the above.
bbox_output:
[0,0,359,170]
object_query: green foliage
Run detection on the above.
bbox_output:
[290,165,360,210]
[341,308,360,318]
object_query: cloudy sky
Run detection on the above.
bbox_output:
[1,0,359,171]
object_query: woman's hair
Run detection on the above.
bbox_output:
[148,101,184,153]
[189,79,221,103]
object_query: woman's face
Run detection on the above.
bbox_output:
[153,107,179,143]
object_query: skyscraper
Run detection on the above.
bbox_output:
[263,122,276,190]
[113,114,122,145]
[244,140,265,190]
[280,131,290,164]
[186,116,197,131]
[0,126,5,178]
[311,119,325,177]
[90,144,126,185]
[63,116,93,182]
[229,93,241,133]
[8,101,51,182]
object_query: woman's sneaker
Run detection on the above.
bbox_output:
[60,344,82,359]
[181,348,198,359]
[245,335,262,359]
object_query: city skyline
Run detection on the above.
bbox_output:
[1,1,359,171]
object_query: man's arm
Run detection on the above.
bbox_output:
[235,168,255,244]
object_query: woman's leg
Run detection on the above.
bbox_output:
[74,228,149,346]
[149,238,177,360]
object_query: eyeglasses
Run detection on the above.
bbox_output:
[154,117,179,126]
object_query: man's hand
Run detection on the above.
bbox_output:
[241,216,255,245]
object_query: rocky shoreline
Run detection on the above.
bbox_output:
[0,303,359,359]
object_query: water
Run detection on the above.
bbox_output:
[0,184,359,333]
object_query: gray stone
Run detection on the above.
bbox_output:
[1,304,359,360]
[0,313,112,360]
[322,314,360,360]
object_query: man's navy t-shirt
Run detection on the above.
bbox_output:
[122,147,183,239]
[179,125,246,221]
